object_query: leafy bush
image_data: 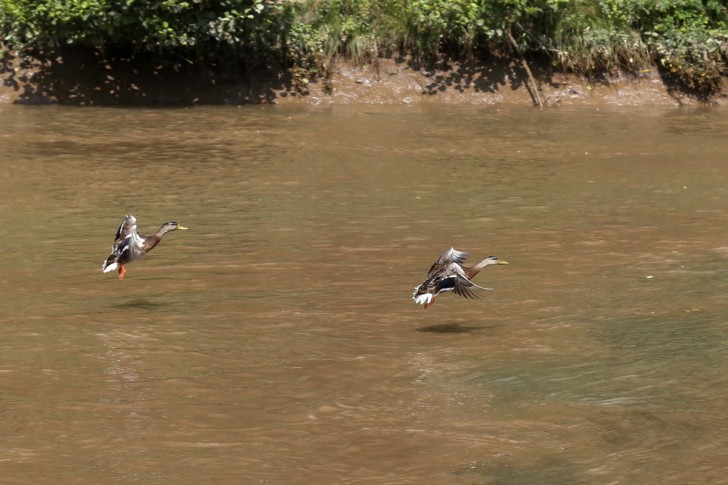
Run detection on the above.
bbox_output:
[0,0,292,70]
[636,0,728,93]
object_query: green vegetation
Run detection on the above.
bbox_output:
[0,0,294,71]
[1,0,727,96]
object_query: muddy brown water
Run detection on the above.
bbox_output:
[2,104,728,484]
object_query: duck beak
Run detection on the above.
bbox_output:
[177,225,189,230]
[497,260,509,265]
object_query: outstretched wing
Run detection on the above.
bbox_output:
[424,247,469,275]
[451,274,492,299]
[102,215,145,272]
[114,214,137,241]
[111,215,144,257]
[438,247,469,265]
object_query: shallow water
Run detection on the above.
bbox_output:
[2,104,728,484]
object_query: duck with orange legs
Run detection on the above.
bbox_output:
[102,215,188,280]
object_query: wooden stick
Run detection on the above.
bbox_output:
[507,30,543,108]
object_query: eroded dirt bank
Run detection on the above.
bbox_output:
[1,50,726,108]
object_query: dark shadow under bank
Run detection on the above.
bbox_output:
[1,47,726,107]
[0,48,301,105]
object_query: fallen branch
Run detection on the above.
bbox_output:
[507,30,543,108]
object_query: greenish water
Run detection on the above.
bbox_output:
[1,104,728,484]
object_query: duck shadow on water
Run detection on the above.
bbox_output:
[418,322,499,334]
[111,298,175,310]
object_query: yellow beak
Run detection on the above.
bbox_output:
[177,225,189,230]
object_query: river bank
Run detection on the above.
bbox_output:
[1,51,725,108]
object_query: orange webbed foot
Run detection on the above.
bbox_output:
[117,265,127,280]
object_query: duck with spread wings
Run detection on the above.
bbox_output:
[412,248,508,309]
[101,215,188,280]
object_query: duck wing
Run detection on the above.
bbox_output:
[102,232,148,270]
[102,215,146,272]
[112,215,145,259]
[433,261,490,299]
[114,214,137,241]
[413,249,479,302]
[451,274,492,299]
[422,247,469,276]
[414,260,462,293]
[435,247,469,266]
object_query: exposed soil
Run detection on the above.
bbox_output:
[1,49,726,108]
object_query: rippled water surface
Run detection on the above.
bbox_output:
[2,104,728,484]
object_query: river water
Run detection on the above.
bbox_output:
[1,104,728,484]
